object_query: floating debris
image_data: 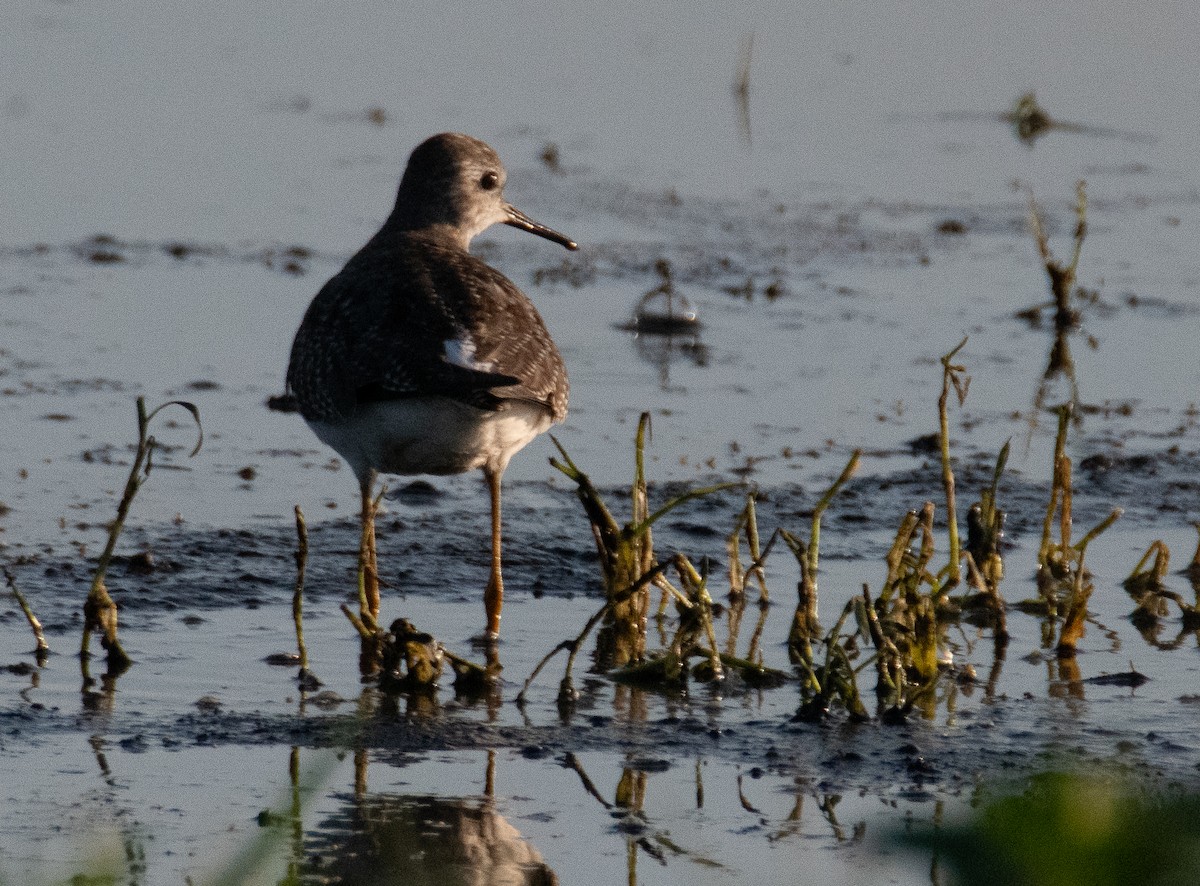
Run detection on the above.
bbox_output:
[1085,665,1149,688]
[621,260,701,335]
[1003,91,1156,146]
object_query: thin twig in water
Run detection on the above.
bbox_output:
[938,338,970,589]
[292,505,311,677]
[5,568,49,657]
[733,33,753,144]
[82,397,202,675]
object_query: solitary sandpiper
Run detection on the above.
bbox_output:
[287,132,577,640]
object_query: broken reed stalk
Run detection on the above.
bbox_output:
[860,498,958,712]
[516,560,674,706]
[967,441,1010,591]
[549,414,733,668]
[1057,507,1123,655]
[1125,539,1170,593]
[794,598,869,722]
[781,531,817,666]
[671,554,724,681]
[1027,183,1089,424]
[81,396,202,673]
[292,505,310,674]
[5,567,49,658]
[1031,398,1120,652]
[1037,405,1073,594]
[881,510,921,603]
[857,584,904,702]
[965,551,1009,644]
[879,501,939,607]
[622,413,655,656]
[1029,181,1087,324]
[937,337,970,588]
[782,448,861,657]
[807,448,861,580]
[1123,540,1183,627]
[725,494,778,660]
[728,492,770,603]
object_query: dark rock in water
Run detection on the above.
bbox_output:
[1086,669,1149,688]
[1079,453,1114,474]
[117,550,169,575]
[266,393,298,413]
[627,757,671,773]
[906,433,940,456]
[263,651,301,666]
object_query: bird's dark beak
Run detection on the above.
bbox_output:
[504,204,578,251]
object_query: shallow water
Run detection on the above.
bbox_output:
[3,0,1200,883]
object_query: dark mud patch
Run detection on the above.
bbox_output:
[5,429,1197,616]
[5,434,1200,800]
[0,235,327,278]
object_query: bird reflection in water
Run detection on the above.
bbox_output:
[301,752,557,885]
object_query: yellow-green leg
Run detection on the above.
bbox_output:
[483,466,504,639]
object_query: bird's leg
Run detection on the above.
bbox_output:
[355,473,385,678]
[358,473,381,623]
[483,465,505,639]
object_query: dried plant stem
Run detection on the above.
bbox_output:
[350,481,387,677]
[550,414,732,669]
[673,554,724,680]
[341,603,375,640]
[1074,507,1122,553]
[292,505,310,673]
[881,510,921,602]
[5,568,49,657]
[782,531,818,662]
[82,397,202,673]
[1126,539,1170,587]
[516,560,674,705]
[965,552,1009,644]
[1057,561,1093,654]
[807,449,862,580]
[938,337,970,588]
[726,515,779,658]
[782,449,861,655]
[858,585,903,696]
[728,493,770,602]
[1029,182,1087,318]
[1057,508,1122,655]
[1038,405,1073,580]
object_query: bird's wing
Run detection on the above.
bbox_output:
[287,238,567,423]
[418,241,568,419]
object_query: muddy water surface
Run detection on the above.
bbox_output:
[3,0,1200,883]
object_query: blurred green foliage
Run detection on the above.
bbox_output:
[904,773,1200,886]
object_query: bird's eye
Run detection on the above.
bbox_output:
[479,171,499,191]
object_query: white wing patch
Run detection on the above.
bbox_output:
[443,334,495,372]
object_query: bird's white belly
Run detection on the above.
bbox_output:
[308,398,554,480]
